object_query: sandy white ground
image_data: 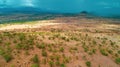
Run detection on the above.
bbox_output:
[0,20,60,31]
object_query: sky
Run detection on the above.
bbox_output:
[0,0,120,16]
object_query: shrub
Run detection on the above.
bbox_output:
[82,44,89,52]
[16,44,22,50]
[59,47,64,52]
[50,55,55,61]
[86,61,91,67]
[49,37,53,40]
[5,42,11,46]
[55,55,60,61]
[49,61,54,67]
[13,40,17,43]
[23,45,30,50]
[70,47,78,51]
[55,61,60,66]
[63,57,70,63]
[31,63,39,67]
[66,38,70,42]
[100,49,108,56]
[19,33,25,41]
[115,54,119,57]
[3,54,12,62]
[10,64,15,67]
[0,39,2,43]
[115,58,120,64]
[42,50,47,57]
[110,41,115,46]
[108,50,113,54]
[0,49,5,55]
[32,55,39,63]
[54,34,60,38]
[42,58,47,64]
[70,37,79,41]
[92,40,96,45]
[88,52,93,55]
[36,43,45,49]
[61,37,66,40]
[102,40,106,44]
[86,34,88,37]
[60,63,66,67]
[118,50,120,54]
[84,47,88,52]
[25,50,29,55]
[92,49,96,54]
[3,32,11,36]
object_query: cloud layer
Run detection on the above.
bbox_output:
[0,0,120,16]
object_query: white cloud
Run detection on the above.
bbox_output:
[104,6,111,8]
[23,0,34,7]
[98,2,109,6]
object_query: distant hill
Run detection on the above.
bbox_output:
[0,6,46,14]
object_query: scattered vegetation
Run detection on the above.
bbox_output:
[100,49,108,56]
[31,64,39,67]
[42,50,47,57]
[3,54,13,62]
[86,61,91,67]
[0,21,119,67]
[59,47,64,52]
[60,63,66,67]
[31,54,39,67]
[31,54,39,63]
[49,61,54,67]
[115,58,120,64]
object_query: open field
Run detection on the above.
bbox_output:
[0,16,120,67]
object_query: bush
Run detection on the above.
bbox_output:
[42,50,47,57]
[32,55,39,63]
[100,49,108,56]
[63,57,70,63]
[108,50,113,54]
[31,63,39,67]
[13,40,17,43]
[0,39,2,43]
[59,47,64,52]
[3,54,12,62]
[49,61,54,67]
[115,58,120,64]
[92,40,96,45]
[42,58,47,64]
[5,42,11,46]
[92,49,96,54]
[60,63,66,67]
[82,44,89,52]
[10,64,15,67]
[86,61,91,67]
[54,34,60,38]
[23,45,30,50]
[70,47,78,51]
[36,43,45,49]
[55,61,60,66]
[61,37,66,40]
[70,37,79,41]
[118,50,120,54]
[84,47,88,52]
[0,49,5,55]
[55,55,60,61]
[19,33,25,41]
[16,44,22,50]
[110,41,115,46]
[25,50,29,55]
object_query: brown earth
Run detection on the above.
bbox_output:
[0,17,120,67]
